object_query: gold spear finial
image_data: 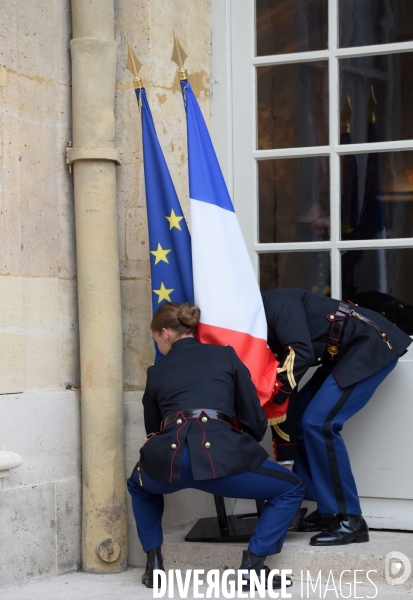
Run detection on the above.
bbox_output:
[340,94,352,134]
[368,84,377,123]
[126,40,143,89]
[171,32,188,81]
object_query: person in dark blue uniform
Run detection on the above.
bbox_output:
[263,288,412,546]
[127,301,304,589]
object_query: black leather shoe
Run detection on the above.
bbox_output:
[310,514,369,546]
[142,546,165,588]
[297,509,336,532]
[238,550,293,591]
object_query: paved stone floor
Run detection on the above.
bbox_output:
[0,568,412,599]
[2,515,412,599]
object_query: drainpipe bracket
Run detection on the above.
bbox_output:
[66,146,121,168]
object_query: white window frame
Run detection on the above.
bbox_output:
[211,0,413,299]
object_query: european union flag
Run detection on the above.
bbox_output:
[136,88,193,359]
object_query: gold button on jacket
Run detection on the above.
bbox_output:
[171,443,177,449]
[204,442,211,449]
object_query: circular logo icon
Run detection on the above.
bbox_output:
[385,551,411,586]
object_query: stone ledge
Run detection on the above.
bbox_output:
[163,526,413,590]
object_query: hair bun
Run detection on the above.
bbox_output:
[177,303,200,327]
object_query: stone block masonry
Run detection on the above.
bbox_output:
[0,391,81,590]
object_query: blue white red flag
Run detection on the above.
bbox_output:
[136,87,194,359]
[180,80,281,419]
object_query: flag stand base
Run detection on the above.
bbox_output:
[184,496,307,543]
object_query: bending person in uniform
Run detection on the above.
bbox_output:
[263,288,411,546]
[127,302,304,590]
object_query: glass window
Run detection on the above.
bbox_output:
[259,156,330,243]
[257,61,329,149]
[341,150,413,241]
[250,0,413,317]
[341,248,413,334]
[339,0,413,49]
[256,0,328,56]
[259,251,331,295]
[339,53,413,144]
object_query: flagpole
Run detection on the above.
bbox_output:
[171,34,303,542]
[341,94,352,135]
[368,84,377,124]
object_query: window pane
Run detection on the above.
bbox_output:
[341,248,413,334]
[339,53,413,144]
[339,0,413,48]
[256,0,328,56]
[259,157,330,243]
[257,62,329,149]
[341,150,413,241]
[259,252,331,295]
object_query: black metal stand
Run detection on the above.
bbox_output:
[185,495,307,543]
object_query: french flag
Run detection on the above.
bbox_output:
[180,80,284,423]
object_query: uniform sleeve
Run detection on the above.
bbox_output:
[142,367,162,437]
[267,296,314,404]
[229,347,267,442]
[266,297,315,461]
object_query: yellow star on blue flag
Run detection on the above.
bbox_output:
[153,282,174,303]
[166,209,184,230]
[150,243,171,265]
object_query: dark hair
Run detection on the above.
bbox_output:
[150,302,200,337]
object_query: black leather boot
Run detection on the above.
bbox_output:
[297,509,336,532]
[238,549,292,591]
[310,514,369,546]
[142,546,165,588]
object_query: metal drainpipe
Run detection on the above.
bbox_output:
[69,0,127,572]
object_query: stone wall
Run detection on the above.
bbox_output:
[0,0,213,588]
[1,392,81,589]
[0,0,82,590]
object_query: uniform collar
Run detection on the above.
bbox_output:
[170,337,199,350]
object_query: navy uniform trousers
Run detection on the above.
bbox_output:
[127,445,304,556]
[294,359,398,515]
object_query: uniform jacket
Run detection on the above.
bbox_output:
[140,337,268,483]
[263,289,412,459]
